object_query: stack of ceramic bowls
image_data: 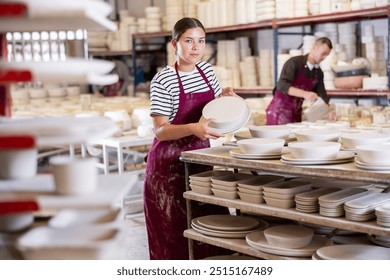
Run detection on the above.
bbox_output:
[344,192,390,221]
[234,138,285,159]
[295,187,340,213]
[210,173,254,199]
[313,244,390,260]
[165,0,184,31]
[191,214,268,238]
[375,202,390,227]
[256,0,275,21]
[145,6,162,33]
[236,175,285,204]
[189,170,233,195]
[355,144,390,171]
[295,0,309,17]
[202,96,250,134]
[262,181,312,209]
[319,188,370,217]
[246,225,332,258]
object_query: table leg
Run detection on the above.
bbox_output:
[185,162,194,260]
[117,145,124,174]
[102,145,109,174]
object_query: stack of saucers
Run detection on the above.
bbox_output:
[344,192,390,221]
[210,173,254,199]
[313,244,390,260]
[246,224,332,258]
[189,170,233,195]
[202,96,250,134]
[295,187,340,213]
[367,234,390,247]
[191,215,268,239]
[262,181,312,209]
[230,138,285,160]
[236,175,285,204]
[375,202,390,227]
[319,188,370,217]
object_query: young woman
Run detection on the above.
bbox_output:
[143,17,234,260]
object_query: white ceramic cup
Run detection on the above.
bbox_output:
[49,156,98,195]
[0,148,37,179]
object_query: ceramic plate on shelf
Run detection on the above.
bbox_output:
[316,244,390,260]
[196,215,260,231]
[229,148,281,160]
[281,151,354,165]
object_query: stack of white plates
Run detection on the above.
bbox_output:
[246,230,332,258]
[191,215,268,239]
[263,181,312,209]
[202,96,251,134]
[314,244,390,260]
[367,234,390,247]
[344,192,390,221]
[189,170,233,195]
[375,203,390,227]
[319,188,370,217]
[295,187,340,213]
[281,151,355,165]
[210,173,254,199]
[236,175,285,204]
[355,144,390,171]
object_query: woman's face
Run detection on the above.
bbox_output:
[173,27,206,67]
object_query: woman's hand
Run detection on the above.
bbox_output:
[304,91,319,102]
[220,87,238,97]
[192,118,224,140]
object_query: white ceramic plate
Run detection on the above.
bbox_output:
[281,151,354,165]
[196,215,260,231]
[203,96,247,124]
[316,244,390,260]
[207,106,251,135]
[229,148,281,160]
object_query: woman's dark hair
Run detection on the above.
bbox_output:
[172,17,206,41]
[315,37,333,49]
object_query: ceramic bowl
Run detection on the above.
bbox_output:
[248,125,291,139]
[334,75,368,89]
[340,132,390,149]
[28,88,47,99]
[263,225,314,249]
[211,188,238,199]
[237,138,285,154]
[263,196,295,208]
[190,185,213,195]
[0,212,34,232]
[237,192,264,204]
[288,141,341,160]
[356,144,390,165]
[295,129,340,142]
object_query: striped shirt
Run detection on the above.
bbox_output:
[150,61,222,123]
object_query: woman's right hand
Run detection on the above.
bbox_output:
[192,118,224,140]
[304,91,319,102]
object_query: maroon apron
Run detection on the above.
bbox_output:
[266,64,318,125]
[144,63,229,260]
[104,79,123,97]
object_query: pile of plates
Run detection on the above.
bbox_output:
[375,203,390,227]
[236,175,285,204]
[295,187,340,213]
[319,188,370,217]
[210,173,255,199]
[344,192,390,221]
[281,151,355,165]
[367,234,390,247]
[263,181,312,209]
[246,230,332,258]
[202,96,251,134]
[189,170,233,195]
[313,244,390,260]
[191,215,268,239]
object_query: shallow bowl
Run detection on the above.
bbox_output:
[295,129,340,142]
[237,138,285,154]
[263,225,314,249]
[340,132,390,149]
[248,125,291,139]
[356,144,390,165]
[288,141,341,160]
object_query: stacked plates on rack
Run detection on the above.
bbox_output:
[313,244,390,260]
[202,96,251,134]
[191,215,268,238]
[281,151,355,165]
[189,170,233,195]
[367,234,390,247]
[262,181,312,209]
[295,187,340,213]
[210,173,254,199]
[344,192,390,222]
[246,230,332,258]
[355,144,390,171]
[236,175,285,204]
[375,203,390,227]
[319,188,370,217]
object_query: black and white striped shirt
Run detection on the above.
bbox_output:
[150,61,222,123]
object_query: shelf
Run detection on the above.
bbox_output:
[184,192,390,237]
[89,50,133,56]
[184,229,309,260]
[233,88,390,97]
[180,146,390,184]
[133,7,389,39]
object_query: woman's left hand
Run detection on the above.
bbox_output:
[220,87,238,97]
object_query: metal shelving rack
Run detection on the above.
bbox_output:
[131,6,390,98]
